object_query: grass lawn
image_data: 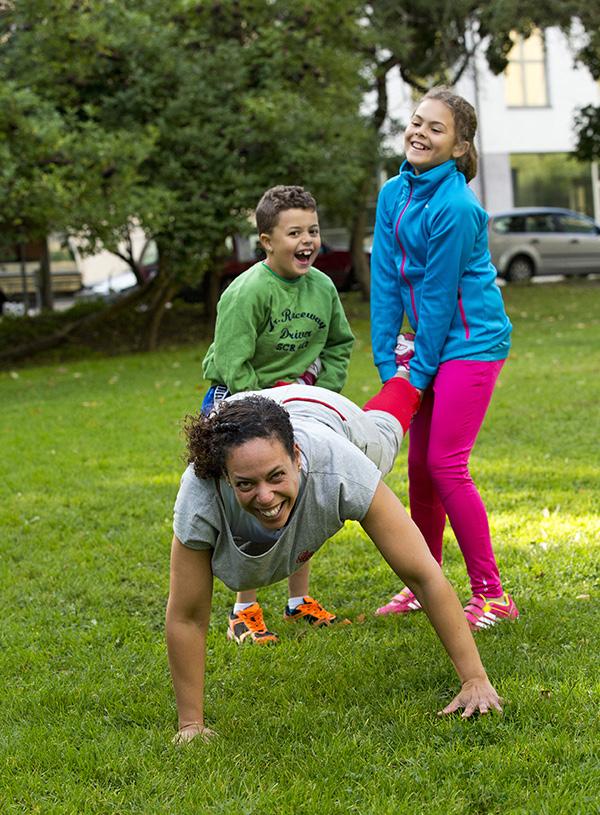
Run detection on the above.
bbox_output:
[1,280,599,814]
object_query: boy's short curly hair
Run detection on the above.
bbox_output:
[255,185,317,234]
[183,396,296,480]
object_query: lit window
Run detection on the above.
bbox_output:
[504,30,549,108]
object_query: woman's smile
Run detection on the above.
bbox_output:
[225,436,302,529]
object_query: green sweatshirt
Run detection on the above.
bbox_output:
[202,262,354,393]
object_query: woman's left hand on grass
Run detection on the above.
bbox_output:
[438,677,503,718]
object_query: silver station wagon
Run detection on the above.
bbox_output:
[488,207,600,282]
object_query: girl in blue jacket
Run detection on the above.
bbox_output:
[370,87,518,630]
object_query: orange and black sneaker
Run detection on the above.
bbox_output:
[283,596,338,628]
[226,602,278,645]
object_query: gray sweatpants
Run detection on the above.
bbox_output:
[232,384,403,477]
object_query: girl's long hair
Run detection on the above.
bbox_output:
[423,87,478,182]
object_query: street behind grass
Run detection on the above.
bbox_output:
[1,281,598,815]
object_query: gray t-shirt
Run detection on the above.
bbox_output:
[173,421,381,591]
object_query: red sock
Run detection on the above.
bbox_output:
[363,377,420,434]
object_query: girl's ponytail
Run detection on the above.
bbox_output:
[455,141,478,183]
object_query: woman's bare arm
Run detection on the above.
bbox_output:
[361,481,502,717]
[165,536,215,743]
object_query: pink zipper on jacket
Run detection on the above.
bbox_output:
[394,183,418,326]
[457,287,470,339]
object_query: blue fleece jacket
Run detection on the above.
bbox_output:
[370,159,512,390]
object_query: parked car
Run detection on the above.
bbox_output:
[170,234,367,303]
[219,235,362,292]
[488,207,600,283]
[74,270,139,303]
[75,241,158,304]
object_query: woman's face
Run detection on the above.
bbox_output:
[404,98,467,174]
[225,436,302,529]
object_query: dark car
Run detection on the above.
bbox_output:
[219,237,361,292]
[489,207,600,282]
[138,235,366,303]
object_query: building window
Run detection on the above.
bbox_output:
[511,153,594,214]
[504,30,549,108]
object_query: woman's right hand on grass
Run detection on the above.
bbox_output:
[438,676,503,718]
[172,723,217,746]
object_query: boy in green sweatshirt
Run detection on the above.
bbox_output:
[201,184,355,645]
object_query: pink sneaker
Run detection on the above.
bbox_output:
[375,586,422,616]
[394,332,415,378]
[464,593,519,631]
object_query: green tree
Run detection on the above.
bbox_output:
[571,4,600,161]
[0,83,74,311]
[0,1,162,312]
[575,105,600,160]
[134,0,372,334]
[0,0,371,346]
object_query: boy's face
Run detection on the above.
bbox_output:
[260,208,321,280]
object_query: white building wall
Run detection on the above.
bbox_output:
[469,153,512,214]
[457,28,599,156]
[384,27,600,215]
[76,249,129,286]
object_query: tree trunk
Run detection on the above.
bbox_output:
[145,274,177,352]
[349,174,373,301]
[349,173,375,301]
[18,243,29,316]
[144,243,178,351]
[112,232,153,285]
[347,56,397,302]
[206,265,222,332]
[0,278,153,365]
[0,321,74,362]
[38,236,54,312]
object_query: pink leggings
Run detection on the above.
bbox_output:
[408,359,505,597]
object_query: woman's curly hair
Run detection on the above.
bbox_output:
[183,396,296,480]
